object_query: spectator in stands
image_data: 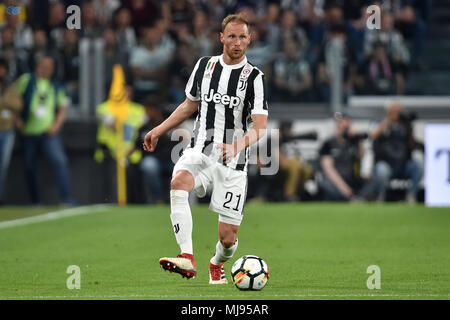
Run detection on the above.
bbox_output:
[266,8,308,56]
[381,0,427,69]
[60,29,79,105]
[0,27,28,82]
[133,96,179,204]
[189,10,214,57]
[0,0,27,26]
[94,86,146,203]
[359,41,404,95]
[319,114,372,201]
[163,0,196,36]
[310,3,346,63]
[273,39,313,102]
[123,0,162,35]
[103,28,130,99]
[364,11,410,77]
[0,58,22,204]
[15,56,76,205]
[0,7,33,52]
[29,29,64,82]
[113,7,137,55]
[317,23,357,102]
[294,0,325,30]
[129,21,175,101]
[370,102,422,204]
[79,0,103,39]
[169,41,197,104]
[45,1,66,50]
[92,0,120,27]
[245,24,275,77]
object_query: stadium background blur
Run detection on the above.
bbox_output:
[1,0,449,206]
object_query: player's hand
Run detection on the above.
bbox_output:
[143,129,159,152]
[217,143,238,163]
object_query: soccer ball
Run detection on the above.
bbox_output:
[231,255,269,290]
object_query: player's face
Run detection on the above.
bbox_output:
[220,22,251,62]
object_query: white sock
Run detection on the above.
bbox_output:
[210,239,238,265]
[170,190,193,255]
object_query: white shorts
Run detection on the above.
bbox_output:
[173,148,248,226]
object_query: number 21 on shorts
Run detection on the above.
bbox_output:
[223,191,242,213]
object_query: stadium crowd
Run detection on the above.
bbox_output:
[0,0,432,104]
[0,0,429,205]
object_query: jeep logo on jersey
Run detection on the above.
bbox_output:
[203,89,241,108]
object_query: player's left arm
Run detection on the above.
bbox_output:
[219,114,267,163]
[219,71,268,163]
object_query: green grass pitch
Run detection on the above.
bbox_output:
[0,203,449,300]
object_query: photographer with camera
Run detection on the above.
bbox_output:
[369,102,423,204]
[319,113,372,201]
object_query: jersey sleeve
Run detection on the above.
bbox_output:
[185,58,203,101]
[251,72,268,116]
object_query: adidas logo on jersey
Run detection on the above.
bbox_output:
[203,89,241,108]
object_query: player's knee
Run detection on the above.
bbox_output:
[170,171,194,191]
[170,177,186,191]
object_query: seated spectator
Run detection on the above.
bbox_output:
[123,0,162,35]
[29,29,64,82]
[162,0,196,36]
[0,58,23,204]
[364,11,410,77]
[266,8,308,56]
[133,96,179,204]
[113,7,137,55]
[92,0,120,27]
[272,39,312,102]
[369,102,423,204]
[14,56,77,205]
[0,8,33,52]
[317,23,357,102]
[0,27,29,81]
[79,0,103,39]
[319,114,372,201]
[103,28,130,100]
[310,3,346,64]
[359,41,404,95]
[188,10,214,57]
[59,29,79,105]
[245,25,275,77]
[169,41,196,104]
[0,0,27,26]
[295,0,326,30]
[129,21,175,101]
[382,0,427,68]
[45,1,66,50]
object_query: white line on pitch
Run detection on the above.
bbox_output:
[0,204,110,230]
[1,293,449,299]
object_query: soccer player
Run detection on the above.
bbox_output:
[143,14,268,284]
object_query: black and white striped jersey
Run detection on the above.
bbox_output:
[184,54,268,171]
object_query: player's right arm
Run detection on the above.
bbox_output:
[143,97,199,152]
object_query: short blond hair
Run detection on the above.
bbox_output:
[221,14,250,33]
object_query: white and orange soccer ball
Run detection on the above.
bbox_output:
[231,255,269,290]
